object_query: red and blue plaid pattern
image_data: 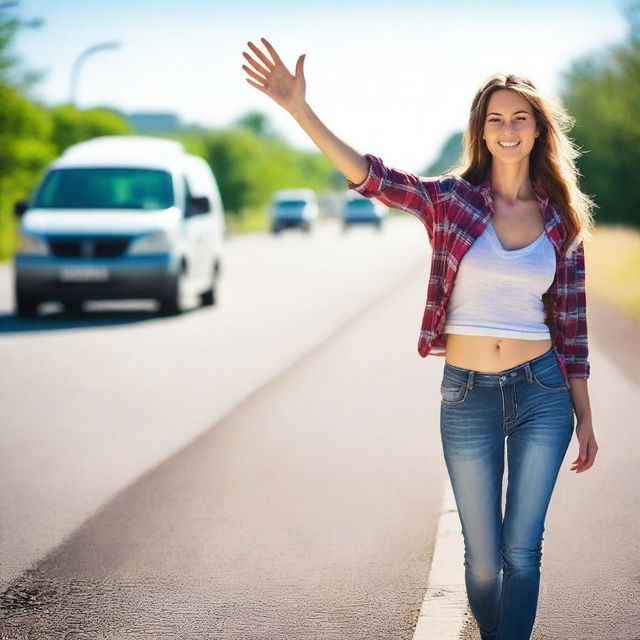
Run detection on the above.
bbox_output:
[347,153,590,383]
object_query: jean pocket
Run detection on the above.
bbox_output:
[532,363,569,391]
[440,379,469,405]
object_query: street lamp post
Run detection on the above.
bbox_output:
[69,41,121,107]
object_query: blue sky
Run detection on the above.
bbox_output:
[13,0,630,172]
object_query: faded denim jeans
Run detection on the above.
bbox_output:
[439,347,575,640]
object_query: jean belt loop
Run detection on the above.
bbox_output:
[467,370,474,390]
[524,362,533,383]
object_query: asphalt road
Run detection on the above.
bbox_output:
[0,216,638,639]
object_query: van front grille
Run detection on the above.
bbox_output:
[48,237,131,259]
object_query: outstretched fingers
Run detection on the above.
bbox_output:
[245,77,267,93]
[247,41,274,71]
[242,51,270,78]
[260,37,284,67]
[242,64,267,84]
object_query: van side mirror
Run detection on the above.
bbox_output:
[186,195,211,216]
[14,201,28,217]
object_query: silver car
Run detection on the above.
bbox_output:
[341,192,388,231]
[269,188,319,234]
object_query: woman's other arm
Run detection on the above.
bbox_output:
[565,240,598,474]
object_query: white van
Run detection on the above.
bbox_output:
[13,135,225,317]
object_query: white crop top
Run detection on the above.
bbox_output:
[443,220,556,340]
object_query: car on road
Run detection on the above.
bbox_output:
[13,135,226,317]
[269,188,319,234]
[341,192,388,231]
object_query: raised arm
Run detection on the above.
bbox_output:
[242,37,369,184]
[241,37,449,240]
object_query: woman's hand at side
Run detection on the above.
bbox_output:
[571,417,599,474]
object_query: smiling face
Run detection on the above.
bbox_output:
[482,88,540,162]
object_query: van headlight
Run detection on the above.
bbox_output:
[18,232,49,255]
[129,230,172,254]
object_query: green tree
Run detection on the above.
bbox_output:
[422,131,464,176]
[0,84,55,257]
[233,110,280,138]
[0,4,133,258]
[558,2,640,225]
[49,104,132,154]
[0,3,52,258]
[195,127,335,217]
[0,3,45,94]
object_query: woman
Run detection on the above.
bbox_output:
[241,37,599,640]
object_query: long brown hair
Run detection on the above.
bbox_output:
[445,73,597,257]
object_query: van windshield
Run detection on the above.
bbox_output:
[275,200,308,207]
[32,167,174,209]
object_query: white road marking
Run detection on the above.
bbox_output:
[412,480,469,639]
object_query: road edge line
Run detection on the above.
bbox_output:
[412,480,469,639]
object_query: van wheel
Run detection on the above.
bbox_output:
[200,285,216,307]
[158,273,184,316]
[201,262,219,307]
[200,278,216,307]
[15,292,39,317]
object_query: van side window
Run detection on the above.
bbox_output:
[183,176,193,214]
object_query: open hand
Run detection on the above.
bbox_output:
[241,37,306,114]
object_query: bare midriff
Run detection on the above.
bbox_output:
[443,333,553,373]
[443,192,554,372]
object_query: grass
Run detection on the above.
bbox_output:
[224,206,270,234]
[585,223,640,323]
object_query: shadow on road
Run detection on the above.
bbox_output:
[0,303,200,334]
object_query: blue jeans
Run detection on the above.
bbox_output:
[439,347,574,640]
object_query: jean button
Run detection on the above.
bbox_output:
[499,375,506,381]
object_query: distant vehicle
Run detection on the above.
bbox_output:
[341,192,388,231]
[269,188,319,234]
[13,135,226,317]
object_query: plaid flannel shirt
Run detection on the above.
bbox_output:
[347,153,590,383]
